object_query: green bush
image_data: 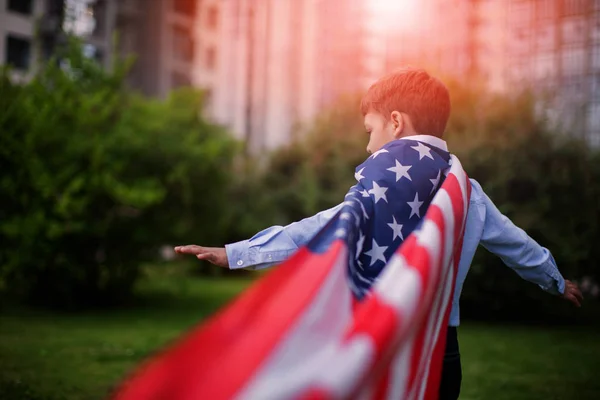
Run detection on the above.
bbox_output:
[447,84,600,322]
[0,38,238,308]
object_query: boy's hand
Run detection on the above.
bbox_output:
[561,280,583,307]
[173,245,228,268]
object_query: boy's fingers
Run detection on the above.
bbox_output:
[196,252,213,260]
[571,288,584,303]
[566,281,584,303]
[566,293,581,308]
[174,245,204,255]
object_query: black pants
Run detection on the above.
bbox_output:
[438,327,462,400]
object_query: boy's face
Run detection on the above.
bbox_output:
[364,111,399,154]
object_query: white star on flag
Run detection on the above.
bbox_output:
[387,216,404,241]
[430,170,441,194]
[368,181,388,203]
[364,239,388,266]
[340,212,352,221]
[371,148,389,159]
[335,228,347,238]
[360,189,369,197]
[387,160,412,182]
[354,167,365,181]
[407,192,424,218]
[411,142,434,160]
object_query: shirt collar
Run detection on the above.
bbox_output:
[398,135,448,152]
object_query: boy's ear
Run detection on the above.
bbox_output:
[390,111,404,138]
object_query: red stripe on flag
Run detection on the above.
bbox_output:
[114,241,346,400]
[423,175,470,400]
[345,295,399,352]
[295,387,331,400]
[401,206,445,396]
[373,366,391,400]
[342,294,400,398]
[442,174,465,244]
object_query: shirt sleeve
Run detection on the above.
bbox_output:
[225,203,344,270]
[477,182,566,295]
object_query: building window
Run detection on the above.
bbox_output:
[509,60,530,82]
[512,28,532,56]
[173,0,196,16]
[511,1,532,28]
[589,132,600,147]
[592,45,600,71]
[173,26,194,62]
[207,6,218,30]
[562,45,586,76]
[536,0,555,20]
[536,24,555,50]
[563,0,587,15]
[533,53,557,80]
[5,35,31,71]
[562,16,586,45]
[563,76,587,106]
[7,0,33,15]
[205,46,216,70]
[586,103,600,132]
[593,19,600,42]
[591,75,600,100]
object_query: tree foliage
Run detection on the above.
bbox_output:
[0,38,238,308]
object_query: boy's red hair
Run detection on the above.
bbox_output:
[360,67,451,138]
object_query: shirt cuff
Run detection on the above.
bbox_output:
[225,240,251,270]
[539,253,566,295]
[225,240,293,270]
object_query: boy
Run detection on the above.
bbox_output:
[175,68,583,400]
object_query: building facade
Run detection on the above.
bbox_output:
[378,0,600,146]
[213,0,369,153]
[0,0,47,81]
[1,0,209,100]
[505,0,600,145]
[87,0,200,98]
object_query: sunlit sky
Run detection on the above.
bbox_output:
[63,0,95,36]
[367,0,422,33]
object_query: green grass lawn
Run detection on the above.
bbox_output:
[1,274,598,400]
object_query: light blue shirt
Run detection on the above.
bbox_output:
[225,136,566,327]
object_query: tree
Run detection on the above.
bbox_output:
[0,37,239,308]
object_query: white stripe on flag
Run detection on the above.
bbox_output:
[414,258,455,400]
[385,326,418,400]
[374,254,422,322]
[313,335,376,399]
[432,186,457,269]
[237,246,353,400]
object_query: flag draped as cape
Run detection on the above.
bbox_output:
[114,152,471,400]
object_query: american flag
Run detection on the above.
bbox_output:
[114,141,471,400]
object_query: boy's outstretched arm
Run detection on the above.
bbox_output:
[474,180,583,307]
[174,203,343,270]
